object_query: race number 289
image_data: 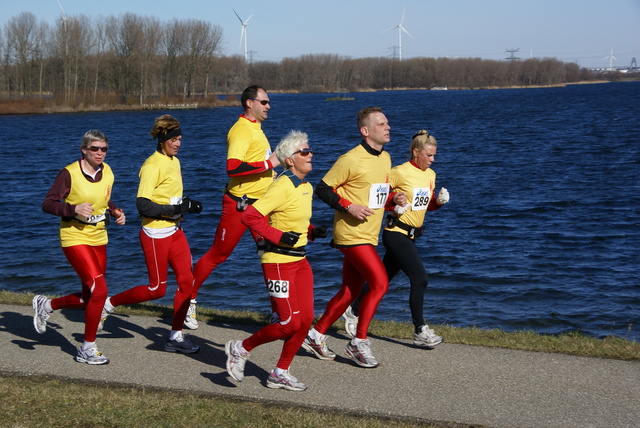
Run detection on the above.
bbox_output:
[267,279,289,298]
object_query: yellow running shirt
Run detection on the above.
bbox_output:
[253,171,313,264]
[385,161,436,234]
[226,116,274,199]
[59,161,114,247]
[322,144,391,246]
[137,151,183,230]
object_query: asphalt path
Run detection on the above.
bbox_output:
[1,303,638,427]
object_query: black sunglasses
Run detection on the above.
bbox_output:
[250,98,270,105]
[292,148,313,156]
[87,146,108,153]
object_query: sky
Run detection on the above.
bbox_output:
[1,0,639,69]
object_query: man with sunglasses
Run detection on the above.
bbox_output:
[302,106,405,368]
[188,85,281,329]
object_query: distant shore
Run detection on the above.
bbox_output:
[0,80,625,115]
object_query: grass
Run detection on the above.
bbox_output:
[1,290,638,427]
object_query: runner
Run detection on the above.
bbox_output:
[100,114,202,354]
[35,130,126,365]
[187,85,280,329]
[225,130,327,391]
[302,106,405,368]
[343,130,450,347]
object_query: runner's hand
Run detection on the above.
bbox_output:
[436,187,449,205]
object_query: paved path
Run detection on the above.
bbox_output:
[1,303,638,427]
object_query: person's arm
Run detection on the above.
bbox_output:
[136,197,201,218]
[136,197,178,218]
[42,169,76,218]
[241,205,285,244]
[315,180,351,213]
[226,158,273,177]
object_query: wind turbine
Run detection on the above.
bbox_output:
[233,9,253,62]
[56,0,75,30]
[382,6,413,61]
[604,48,617,70]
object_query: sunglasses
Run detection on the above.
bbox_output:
[87,146,108,153]
[250,98,270,105]
[292,148,313,156]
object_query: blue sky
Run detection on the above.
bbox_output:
[2,0,639,69]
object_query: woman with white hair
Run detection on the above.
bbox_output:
[225,130,327,391]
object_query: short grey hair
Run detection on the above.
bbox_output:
[275,130,309,170]
[80,130,108,149]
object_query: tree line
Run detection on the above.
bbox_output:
[1,12,602,109]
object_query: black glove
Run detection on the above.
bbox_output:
[177,197,203,214]
[310,225,328,240]
[279,231,301,247]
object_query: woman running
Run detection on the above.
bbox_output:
[35,129,126,365]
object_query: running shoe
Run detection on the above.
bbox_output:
[413,325,443,347]
[266,370,307,391]
[32,295,51,334]
[342,305,358,338]
[225,340,250,381]
[302,334,336,360]
[165,335,200,354]
[75,346,110,365]
[184,302,199,330]
[97,307,111,333]
[345,339,380,368]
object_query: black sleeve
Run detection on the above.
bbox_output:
[136,197,178,218]
[315,180,349,213]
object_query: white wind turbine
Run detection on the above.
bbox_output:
[604,48,617,70]
[233,9,253,62]
[56,0,76,30]
[382,6,413,61]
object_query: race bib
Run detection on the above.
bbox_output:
[368,183,390,209]
[412,187,431,211]
[266,279,290,298]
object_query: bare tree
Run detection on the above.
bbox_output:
[5,12,39,95]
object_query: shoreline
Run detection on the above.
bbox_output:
[0,80,624,116]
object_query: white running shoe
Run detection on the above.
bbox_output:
[75,346,110,365]
[302,334,336,360]
[225,340,250,381]
[266,370,307,391]
[413,325,443,347]
[32,295,51,334]
[97,306,111,333]
[345,339,380,368]
[342,306,358,338]
[184,302,199,330]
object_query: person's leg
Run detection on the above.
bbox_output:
[274,260,314,371]
[58,245,108,343]
[109,229,169,307]
[382,231,427,331]
[344,245,388,340]
[167,229,194,331]
[191,194,247,296]
[313,252,365,335]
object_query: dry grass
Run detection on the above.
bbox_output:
[0,374,453,428]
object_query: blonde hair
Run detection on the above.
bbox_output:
[410,130,437,156]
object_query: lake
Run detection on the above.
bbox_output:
[1,81,638,341]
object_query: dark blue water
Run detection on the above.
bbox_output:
[1,82,639,341]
